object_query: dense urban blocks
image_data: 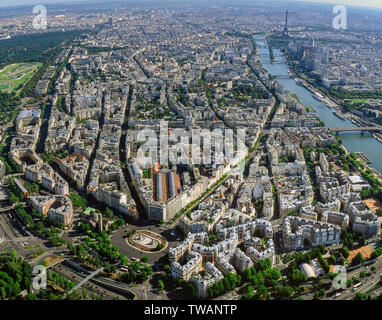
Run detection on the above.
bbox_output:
[1,0,382,303]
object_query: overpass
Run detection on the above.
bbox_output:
[330,127,382,133]
[67,267,104,295]
[63,259,136,299]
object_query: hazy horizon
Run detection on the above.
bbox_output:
[0,0,382,9]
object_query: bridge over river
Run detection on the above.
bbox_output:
[330,127,382,133]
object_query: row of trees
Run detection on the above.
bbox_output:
[120,261,153,284]
[208,272,242,298]
[207,258,284,299]
[341,229,366,250]
[14,200,64,240]
[83,231,123,263]
[47,271,75,291]
[360,168,382,202]
[7,177,26,202]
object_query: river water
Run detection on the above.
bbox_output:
[255,36,382,174]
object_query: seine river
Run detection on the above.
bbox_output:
[255,36,382,174]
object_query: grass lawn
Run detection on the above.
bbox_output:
[0,62,42,94]
[0,83,10,90]
[41,255,65,267]
[24,244,42,250]
[349,99,368,104]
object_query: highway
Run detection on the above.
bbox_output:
[51,263,126,300]
[67,267,104,295]
[296,256,382,300]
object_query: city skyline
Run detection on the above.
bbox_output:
[1,0,382,9]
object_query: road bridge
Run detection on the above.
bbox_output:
[273,74,291,78]
[330,127,382,133]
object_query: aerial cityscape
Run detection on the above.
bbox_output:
[1,0,382,304]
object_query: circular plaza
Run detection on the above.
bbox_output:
[126,230,168,253]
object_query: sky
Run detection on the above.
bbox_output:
[295,0,382,9]
[1,0,382,9]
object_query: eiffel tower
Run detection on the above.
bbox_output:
[283,10,289,38]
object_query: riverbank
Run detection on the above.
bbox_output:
[255,35,382,174]
[283,53,382,144]
[287,68,382,179]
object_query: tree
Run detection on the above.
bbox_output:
[371,248,382,259]
[275,285,294,297]
[67,242,75,253]
[256,258,272,271]
[243,268,252,282]
[158,280,164,291]
[208,287,215,298]
[358,235,366,246]
[105,207,114,219]
[329,273,337,280]
[353,292,368,300]
[318,244,327,254]
[223,277,231,291]
[244,285,254,300]
[163,264,171,275]
[156,243,165,250]
[255,284,269,300]
[287,266,307,285]
[351,252,364,266]
[262,268,281,285]
[141,256,148,263]
[313,288,326,300]
[341,246,349,258]
[25,292,37,300]
[337,257,345,265]
[49,236,65,247]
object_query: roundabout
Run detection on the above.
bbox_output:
[126,230,168,253]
